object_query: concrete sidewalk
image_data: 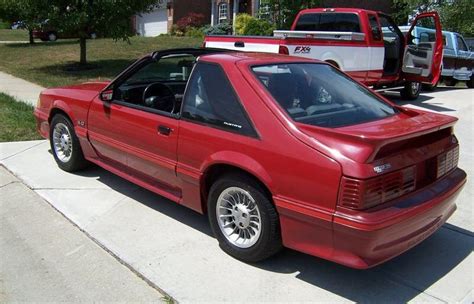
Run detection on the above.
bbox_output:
[0,71,45,106]
[0,167,164,302]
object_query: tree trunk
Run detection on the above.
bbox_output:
[79,37,87,65]
[28,29,35,44]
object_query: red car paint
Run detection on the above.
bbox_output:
[34,50,466,268]
[205,8,443,88]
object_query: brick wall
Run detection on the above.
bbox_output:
[172,0,212,27]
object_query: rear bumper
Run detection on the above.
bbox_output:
[34,108,50,139]
[276,168,466,269]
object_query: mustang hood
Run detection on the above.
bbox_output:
[297,108,457,163]
[42,81,110,103]
[57,81,110,92]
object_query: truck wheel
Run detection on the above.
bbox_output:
[400,82,421,100]
[444,78,457,87]
[50,114,89,172]
[208,173,282,262]
[467,77,473,89]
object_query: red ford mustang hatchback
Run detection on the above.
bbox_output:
[34,48,466,269]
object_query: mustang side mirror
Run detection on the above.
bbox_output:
[99,89,113,102]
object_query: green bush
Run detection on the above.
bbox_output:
[243,18,274,36]
[170,24,184,37]
[202,22,232,35]
[185,26,205,38]
[0,20,10,29]
[235,13,253,35]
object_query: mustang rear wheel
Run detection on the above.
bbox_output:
[50,114,88,172]
[208,173,282,262]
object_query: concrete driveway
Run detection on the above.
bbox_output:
[1,87,473,303]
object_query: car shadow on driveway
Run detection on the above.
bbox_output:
[72,164,473,303]
[384,93,458,113]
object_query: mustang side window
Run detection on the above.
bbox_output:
[182,62,256,137]
[114,54,196,114]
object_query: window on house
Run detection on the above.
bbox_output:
[218,2,228,23]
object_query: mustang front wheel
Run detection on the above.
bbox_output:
[208,174,282,262]
[50,114,88,172]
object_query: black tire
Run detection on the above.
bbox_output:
[467,77,473,89]
[49,114,89,172]
[444,78,457,87]
[47,32,57,42]
[400,81,421,100]
[208,173,282,262]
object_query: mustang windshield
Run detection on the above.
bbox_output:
[252,63,397,128]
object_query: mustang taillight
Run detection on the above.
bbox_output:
[338,166,416,210]
[437,145,459,178]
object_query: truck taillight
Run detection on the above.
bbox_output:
[279,46,289,55]
[338,166,416,210]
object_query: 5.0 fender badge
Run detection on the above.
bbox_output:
[373,163,392,174]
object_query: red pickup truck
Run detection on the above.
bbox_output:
[204,8,443,100]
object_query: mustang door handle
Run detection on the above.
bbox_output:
[158,125,172,136]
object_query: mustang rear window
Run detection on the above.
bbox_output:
[252,63,397,128]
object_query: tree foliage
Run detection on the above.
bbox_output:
[439,0,474,36]
[1,0,158,64]
[47,0,158,64]
[259,0,321,29]
[392,0,474,36]
[0,0,50,43]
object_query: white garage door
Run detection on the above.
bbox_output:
[136,8,168,37]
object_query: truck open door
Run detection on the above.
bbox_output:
[402,12,443,85]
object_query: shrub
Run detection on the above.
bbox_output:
[170,24,184,37]
[0,19,10,29]
[235,13,253,35]
[243,18,274,36]
[176,13,205,32]
[185,26,205,38]
[202,22,232,35]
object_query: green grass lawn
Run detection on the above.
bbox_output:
[0,93,42,142]
[0,36,202,88]
[0,29,29,41]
